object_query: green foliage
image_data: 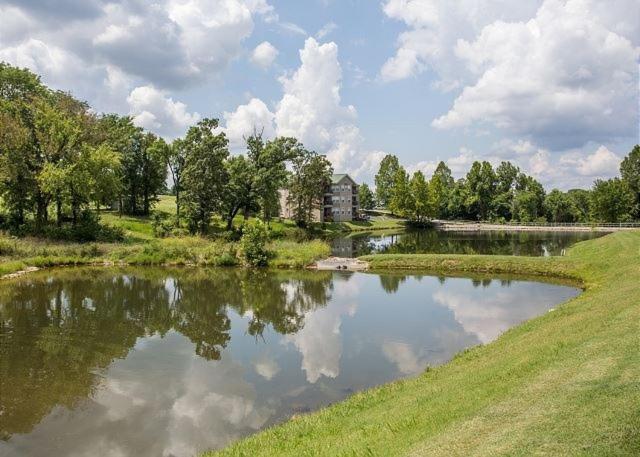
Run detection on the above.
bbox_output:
[240,221,271,267]
[620,144,640,218]
[358,183,375,210]
[428,161,454,219]
[465,161,497,220]
[388,166,412,217]
[375,154,402,208]
[181,118,230,234]
[544,189,579,223]
[590,178,635,223]
[286,144,333,227]
[409,170,432,222]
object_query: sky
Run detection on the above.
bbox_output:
[0,0,638,189]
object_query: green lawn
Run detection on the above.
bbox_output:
[207,231,640,456]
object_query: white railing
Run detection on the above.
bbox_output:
[434,220,640,229]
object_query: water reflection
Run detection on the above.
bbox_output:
[332,229,604,257]
[0,268,579,456]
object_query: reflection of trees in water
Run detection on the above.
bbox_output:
[347,230,601,257]
[0,268,333,439]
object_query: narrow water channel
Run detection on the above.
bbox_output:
[331,229,605,257]
[0,268,579,457]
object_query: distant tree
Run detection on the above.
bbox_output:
[409,170,432,223]
[181,119,230,234]
[513,173,545,221]
[160,139,187,220]
[100,116,165,216]
[358,183,375,210]
[375,154,401,208]
[251,135,296,221]
[88,144,121,212]
[620,145,640,219]
[493,161,520,221]
[220,155,256,230]
[429,161,454,219]
[590,178,635,223]
[287,147,333,227]
[465,161,497,220]
[544,189,578,223]
[388,166,412,217]
[567,189,591,222]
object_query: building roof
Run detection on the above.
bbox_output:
[331,173,356,184]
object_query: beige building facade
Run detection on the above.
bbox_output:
[279,174,359,222]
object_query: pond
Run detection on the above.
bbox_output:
[0,268,579,457]
[331,229,605,258]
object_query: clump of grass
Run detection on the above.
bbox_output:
[270,239,331,269]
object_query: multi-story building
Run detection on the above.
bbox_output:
[279,173,359,222]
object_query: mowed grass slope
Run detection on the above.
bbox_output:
[208,231,640,456]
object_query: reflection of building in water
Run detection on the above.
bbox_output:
[331,237,354,257]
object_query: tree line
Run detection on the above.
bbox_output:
[361,147,640,224]
[0,63,333,239]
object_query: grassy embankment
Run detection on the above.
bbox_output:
[208,231,640,456]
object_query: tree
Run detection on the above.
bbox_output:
[249,135,294,221]
[493,161,520,221]
[567,189,591,222]
[409,170,432,223]
[513,173,545,221]
[181,119,230,234]
[287,146,333,227]
[620,145,640,219]
[220,155,256,230]
[375,154,401,208]
[590,178,635,223]
[388,166,412,217]
[544,189,578,223]
[160,139,186,220]
[358,183,375,210]
[429,161,454,219]
[465,161,496,220]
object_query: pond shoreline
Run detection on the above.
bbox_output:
[206,230,640,456]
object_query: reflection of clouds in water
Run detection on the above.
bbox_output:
[433,284,565,344]
[381,340,425,375]
[283,274,359,384]
[253,354,280,380]
[1,333,272,457]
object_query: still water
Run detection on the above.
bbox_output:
[0,268,579,457]
[331,229,605,258]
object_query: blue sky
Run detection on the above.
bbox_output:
[0,0,638,188]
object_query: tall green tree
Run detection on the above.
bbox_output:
[465,161,497,220]
[620,145,640,219]
[590,178,635,223]
[181,119,230,233]
[544,189,578,223]
[409,170,432,222]
[287,146,333,227]
[567,189,591,222]
[388,166,412,217]
[493,161,520,221]
[220,155,256,230]
[375,154,401,208]
[429,161,454,219]
[160,139,186,220]
[358,183,375,210]
[513,174,545,221]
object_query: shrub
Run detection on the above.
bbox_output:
[240,221,270,267]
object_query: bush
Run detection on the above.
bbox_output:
[13,211,125,242]
[240,221,271,267]
[151,212,176,238]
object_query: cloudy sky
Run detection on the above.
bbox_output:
[1,0,638,188]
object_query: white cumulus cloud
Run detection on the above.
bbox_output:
[250,41,279,68]
[127,86,201,139]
